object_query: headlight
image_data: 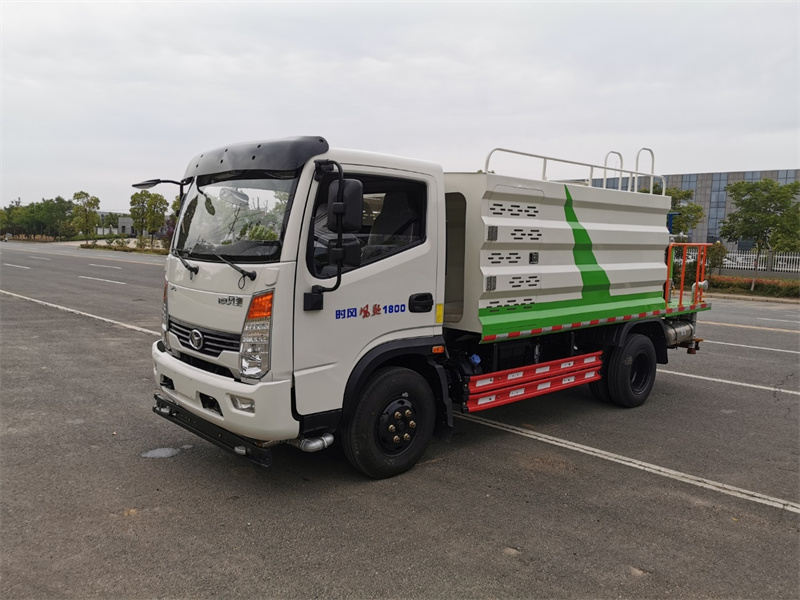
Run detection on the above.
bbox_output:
[240,290,273,380]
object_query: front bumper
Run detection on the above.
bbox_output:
[151,341,299,442]
[153,394,273,467]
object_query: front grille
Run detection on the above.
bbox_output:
[169,318,240,358]
[177,352,234,379]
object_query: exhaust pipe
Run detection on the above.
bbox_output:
[286,433,334,453]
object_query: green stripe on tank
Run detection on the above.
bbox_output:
[563,185,612,302]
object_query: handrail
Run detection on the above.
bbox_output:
[665,243,712,309]
[635,148,656,193]
[603,151,624,190]
[484,147,666,194]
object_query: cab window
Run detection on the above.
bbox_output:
[308,174,426,278]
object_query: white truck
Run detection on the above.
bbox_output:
[143,136,710,478]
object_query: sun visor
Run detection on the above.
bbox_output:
[184,136,329,179]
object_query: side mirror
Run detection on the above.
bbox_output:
[327,236,361,269]
[327,179,363,233]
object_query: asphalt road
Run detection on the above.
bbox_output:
[1,242,798,599]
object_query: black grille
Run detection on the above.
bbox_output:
[169,319,240,358]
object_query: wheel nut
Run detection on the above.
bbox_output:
[409,421,416,429]
[394,411,402,420]
[388,425,396,433]
[403,433,411,441]
[405,410,412,418]
[393,436,401,444]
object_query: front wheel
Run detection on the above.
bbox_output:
[607,334,657,408]
[342,367,436,479]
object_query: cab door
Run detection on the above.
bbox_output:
[292,165,440,418]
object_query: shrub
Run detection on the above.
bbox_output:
[709,275,800,298]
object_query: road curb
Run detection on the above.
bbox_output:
[705,292,800,305]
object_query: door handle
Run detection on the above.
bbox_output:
[408,293,433,313]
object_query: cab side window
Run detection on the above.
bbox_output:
[309,175,426,278]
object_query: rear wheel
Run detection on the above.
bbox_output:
[607,334,656,408]
[342,367,435,479]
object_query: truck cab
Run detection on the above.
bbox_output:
[153,137,448,477]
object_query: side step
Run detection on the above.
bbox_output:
[464,351,602,412]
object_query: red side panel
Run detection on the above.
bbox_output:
[464,351,602,412]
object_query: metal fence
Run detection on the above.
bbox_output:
[719,251,800,273]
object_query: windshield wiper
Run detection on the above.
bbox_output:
[172,251,199,279]
[215,254,256,282]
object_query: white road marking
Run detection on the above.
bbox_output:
[0,245,164,266]
[0,290,158,335]
[758,317,800,324]
[78,275,125,285]
[89,263,122,269]
[29,256,51,261]
[3,263,31,269]
[658,369,800,395]
[704,340,800,355]
[702,321,798,334]
[457,413,800,514]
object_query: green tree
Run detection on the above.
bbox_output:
[129,191,150,239]
[770,202,800,252]
[145,193,169,247]
[71,191,100,242]
[641,185,704,237]
[720,179,800,289]
[130,190,168,247]
[0,208,7,234]
[707,240,728,275]
[104,212,120,229]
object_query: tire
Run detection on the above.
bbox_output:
[607,334,657,408]
[588,375,613,404]
[342,367,436,479]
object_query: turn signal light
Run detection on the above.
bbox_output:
[247,292,273,320]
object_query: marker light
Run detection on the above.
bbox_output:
[240,290,274,380]
[161,280,171,351]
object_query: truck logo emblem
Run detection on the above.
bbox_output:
[189,329,204,350]
[218,295,243,307]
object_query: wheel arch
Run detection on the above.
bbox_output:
[579,318,669,364]
[343,337,452,429]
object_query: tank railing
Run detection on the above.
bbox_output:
[484,148,666,195]
[603,151,624,190]
[666,243,712,309]
[634,148,656,193]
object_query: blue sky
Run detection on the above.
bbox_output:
[2,1,798,212]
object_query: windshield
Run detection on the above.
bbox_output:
[174,170,298,262]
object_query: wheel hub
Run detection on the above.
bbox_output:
[377,398,418,454]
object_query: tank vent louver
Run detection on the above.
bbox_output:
[488,252,522,265]
[509,276,540,289]
[510,228,542,241]
[489,202,539,218]
[486,298,536,313]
